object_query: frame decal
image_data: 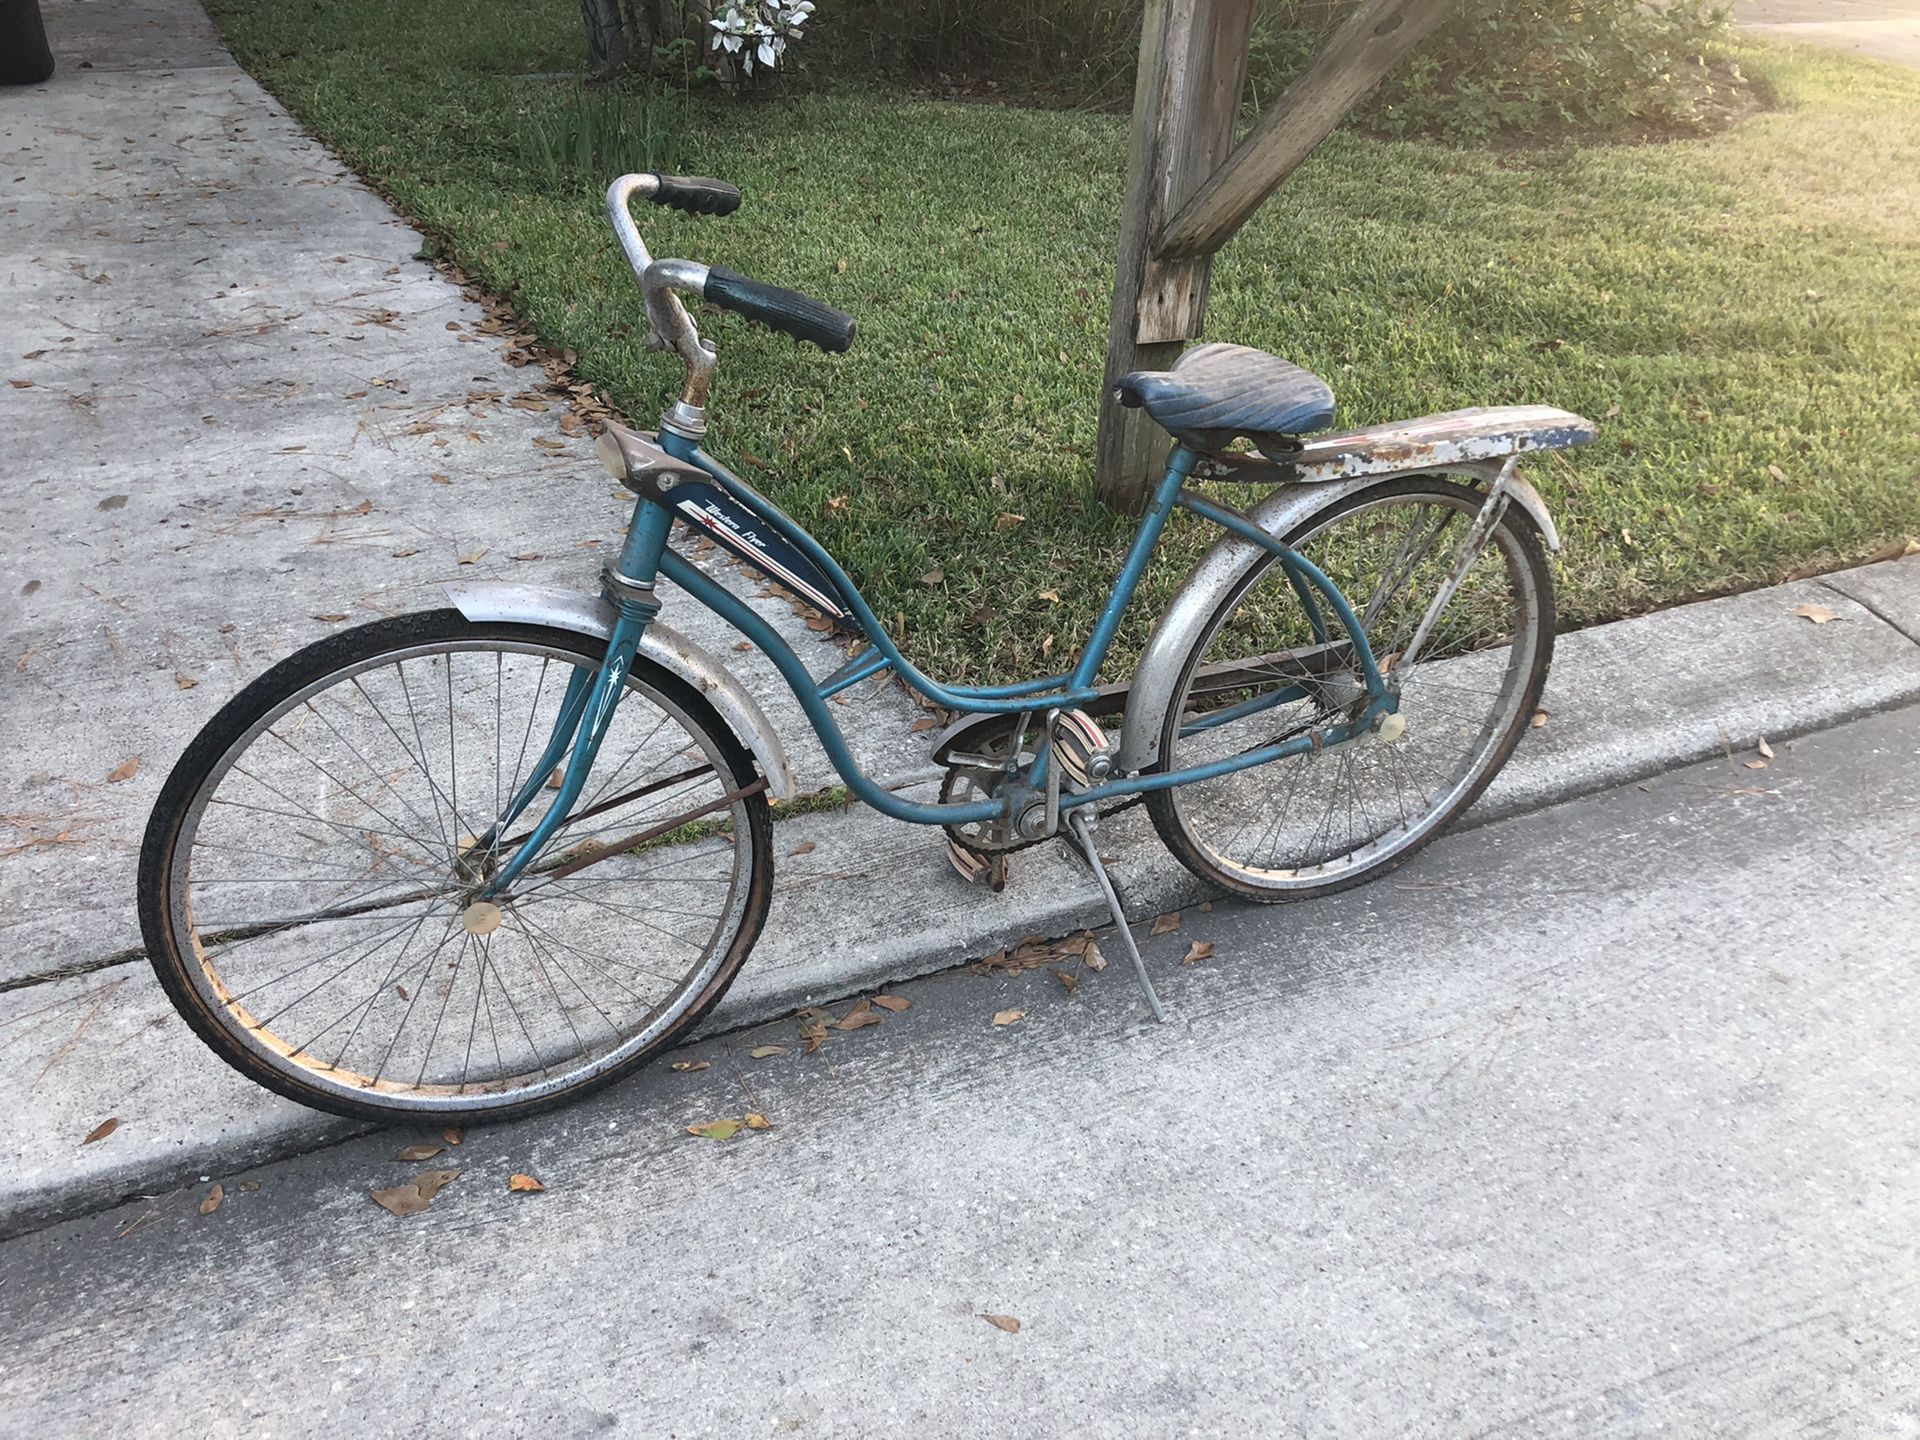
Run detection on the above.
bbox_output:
[670,477,855,623]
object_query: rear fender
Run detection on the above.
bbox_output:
[1113,462,1557,774]
[445,581,796,800]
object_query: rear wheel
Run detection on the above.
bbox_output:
[137,610,773,1123]
[1147,476,1554,901]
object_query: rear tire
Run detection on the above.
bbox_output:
[1147,476,1554,902]
[137,610,773,1124]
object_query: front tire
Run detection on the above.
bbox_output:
[137,610,773,1124]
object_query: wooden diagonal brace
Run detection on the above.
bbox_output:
[1153,0,1457,262]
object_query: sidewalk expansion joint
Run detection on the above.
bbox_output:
[0,948,146,996]
[1817,577,1920,649]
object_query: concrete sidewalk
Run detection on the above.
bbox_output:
[4,0,1920,1240]
[1738,0,1920,68]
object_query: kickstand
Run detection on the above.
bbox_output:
[1065,810,1167,1024]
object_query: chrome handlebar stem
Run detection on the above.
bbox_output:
[605,173,715,432]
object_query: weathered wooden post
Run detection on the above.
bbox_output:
[1096,0,1458,511]
[1096,0,1259,512]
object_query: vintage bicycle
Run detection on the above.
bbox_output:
[137,173,1594,1122]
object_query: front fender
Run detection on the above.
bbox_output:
[444,581,796,800]
[1114,463,1558,774]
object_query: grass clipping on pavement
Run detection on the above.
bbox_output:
[208,0,1920,684]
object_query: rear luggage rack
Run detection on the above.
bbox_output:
[1193,404,1596,484]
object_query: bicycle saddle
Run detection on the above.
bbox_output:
[1114,342,1336,453]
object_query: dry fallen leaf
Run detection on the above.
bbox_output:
[199,1184,224,1216]
[1051,968,1079,995]
[1037,589,1061,604]
[744,1112,772,1131]
[1793,603,1841,624]
[982,1314,1021,1333]
[1149,912,1180,937]
[993,1010,1024,1027]
[1766,463,1787,483]
[909,715,941,733]
[1181,940,1215,965]
[105,757,139,784]
[394,1143,443,1162]
[1531,709,1549,729]
[1757,737,1775,760]
[1082,941,1108,973]
[457,549,487,566]
[920,566,944,587]
[670,1059,711,1072]
[994,512,1025,531]
[430,472,453,486]
[872,994,911,1013]
[507,1173,545,1194]
[370,1168,461,1217]
[686,1118,743,1142]
[789,840,816,857]
[442,1126,463,1146]
[311,612,348,623]
[749,1045,786,1059]
[835,1002,883,1032]
[83,1117,119,1144]
[1743,759,1768,770]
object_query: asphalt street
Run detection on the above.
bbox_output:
[2,704,1916,1436]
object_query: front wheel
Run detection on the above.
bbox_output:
[1147,476,1555,902]
[137,610,773,1123]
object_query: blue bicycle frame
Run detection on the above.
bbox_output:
[481,437,1394,896]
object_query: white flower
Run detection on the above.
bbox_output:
[707,0,813,72]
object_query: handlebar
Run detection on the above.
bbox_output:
[652,175,742,216]
[604,173,854,426]
[704,265,856,353]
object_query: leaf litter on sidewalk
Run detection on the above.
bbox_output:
[370,1168,461,1217]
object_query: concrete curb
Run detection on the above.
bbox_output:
[5,555,1918,1239]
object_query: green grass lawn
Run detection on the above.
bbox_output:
[208,0,1920,683]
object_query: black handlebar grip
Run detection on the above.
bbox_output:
[650,176,743,217]
[703,265,856,354]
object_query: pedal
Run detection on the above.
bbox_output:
[1063,810,1167,1023]
[947,836,1009,893]
[1053,708,1112,789]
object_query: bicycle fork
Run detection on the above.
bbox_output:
[476,501,674,899]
